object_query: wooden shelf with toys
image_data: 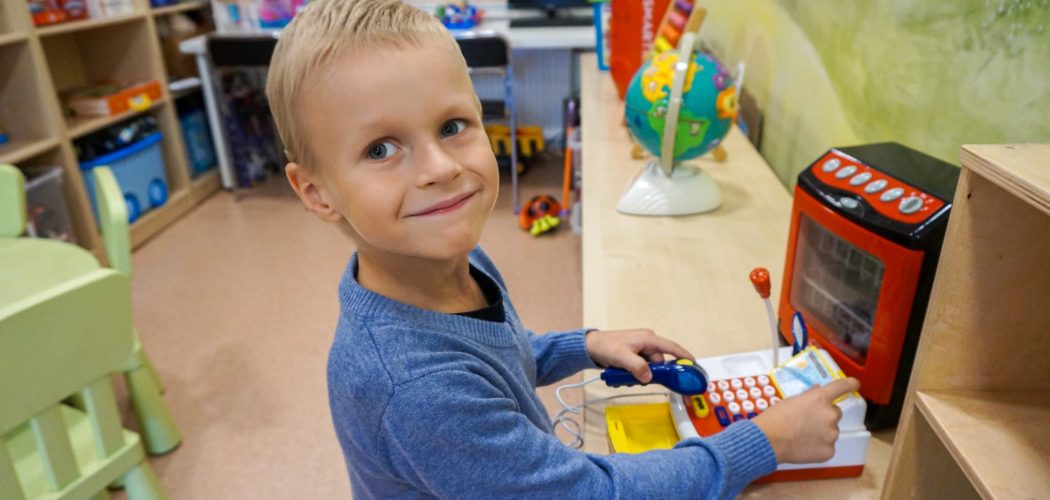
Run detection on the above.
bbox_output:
[36,11,147,37]
[882,144,1050,499]
[0,0,221,256]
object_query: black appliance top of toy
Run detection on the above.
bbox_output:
[797,142,960,249]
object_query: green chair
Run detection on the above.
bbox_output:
[0,164,180,455]
[92,167,181,455]
[0,162,26,237]
[0,268,167,499]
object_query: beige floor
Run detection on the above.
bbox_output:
[124,158,583,498]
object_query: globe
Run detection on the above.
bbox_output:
[624,50,738,164]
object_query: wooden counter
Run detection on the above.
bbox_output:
[578,54,892,498]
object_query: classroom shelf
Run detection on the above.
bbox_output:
[65,97,169,139]
[0,32,28,47]
[36,12,147,38]
[883,143,1050,499]
[189,168,221,202]
[0,0,220,252]
[0,138,60,165]
[129,187,192,247]
[151,1,209,17]
[915,390,1050,499]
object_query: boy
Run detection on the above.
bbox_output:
[266,0,859,498]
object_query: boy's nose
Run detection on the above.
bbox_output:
[416,142,463,187]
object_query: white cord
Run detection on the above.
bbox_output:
[552,376,669,449]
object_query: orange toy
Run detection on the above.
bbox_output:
[608,0,671,100]
[519,195,561,236]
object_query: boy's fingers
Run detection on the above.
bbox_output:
[817,378,860,401]
[624,354,653,383]
[644,336,694,361]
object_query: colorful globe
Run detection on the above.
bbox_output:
[624,50,738,163]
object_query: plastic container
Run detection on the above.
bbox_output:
[81,132,169,224]
[178,106,217,176]
[23,166,78,243]
[604,403,680,453]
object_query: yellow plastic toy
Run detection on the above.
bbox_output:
[605,403,680,454]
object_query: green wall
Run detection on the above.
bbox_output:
[699,0,1050,186]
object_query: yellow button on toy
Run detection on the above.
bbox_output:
[675,359,694,366]
[691,395,709,418]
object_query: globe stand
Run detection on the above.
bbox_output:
[617,31,724,216]
[617,160,722,216]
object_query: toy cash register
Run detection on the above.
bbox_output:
[602,269,870,482]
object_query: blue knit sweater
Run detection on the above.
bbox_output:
[328,248,777,499]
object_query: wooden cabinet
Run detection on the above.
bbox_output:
[0,0,218,257]
[882,144,1050,498]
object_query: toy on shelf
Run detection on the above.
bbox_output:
[618,28,741,216]
[519,194,560,236]
[485,124,543,175]
[436,1,482,30]
[590,0,672,99]
[28,0,67,26]
[258,0,307,29]
[650,0,707,56]
[61,81,163,118]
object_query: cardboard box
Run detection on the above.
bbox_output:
[65,81,163,117]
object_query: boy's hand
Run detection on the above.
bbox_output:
[751,377,861,463]
[585,329,694,383]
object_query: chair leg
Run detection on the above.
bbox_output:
[127,329,165,394]
[125,364,182,455]
[123,462,168,500]
[141,348,165,395]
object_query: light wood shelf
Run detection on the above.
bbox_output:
[883,143,1050,499]
[151,2,209,17]
[129,187,192,247]
[0,138,59,165]
[0,32,28,47]
[189,169,221,203]
[36,12,147,37]
[1,0,220,251]
[915,390,1050,498]
[66,97,169,139]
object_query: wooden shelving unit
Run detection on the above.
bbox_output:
[152,1,210,17]
[882,144,1050,499]
[0,0,221,254]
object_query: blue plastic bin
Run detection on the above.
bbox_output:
[81,132,169,224]
[179,108,218,176]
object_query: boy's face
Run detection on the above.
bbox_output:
[287,41,498,262]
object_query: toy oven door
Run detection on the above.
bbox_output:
[778,187,924,405]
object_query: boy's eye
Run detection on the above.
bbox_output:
[366,141,398,160]
[440,119,467,138]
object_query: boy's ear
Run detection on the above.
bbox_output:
[285,162,344,224]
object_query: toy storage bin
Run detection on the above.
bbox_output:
[80,132,169,224]
[23,166,78,243]
[177,96,218,177]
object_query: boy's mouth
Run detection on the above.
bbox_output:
[408,191,477,217]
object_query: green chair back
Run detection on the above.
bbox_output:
[0,269,165,499]
[0,164,26,237]
[93,167,132,277]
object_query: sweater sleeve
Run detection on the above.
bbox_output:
[380,370,777,499]
[528,328,598,386]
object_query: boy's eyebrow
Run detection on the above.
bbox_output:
[354,96,479,136]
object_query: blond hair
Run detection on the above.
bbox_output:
[266,0,464,167]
